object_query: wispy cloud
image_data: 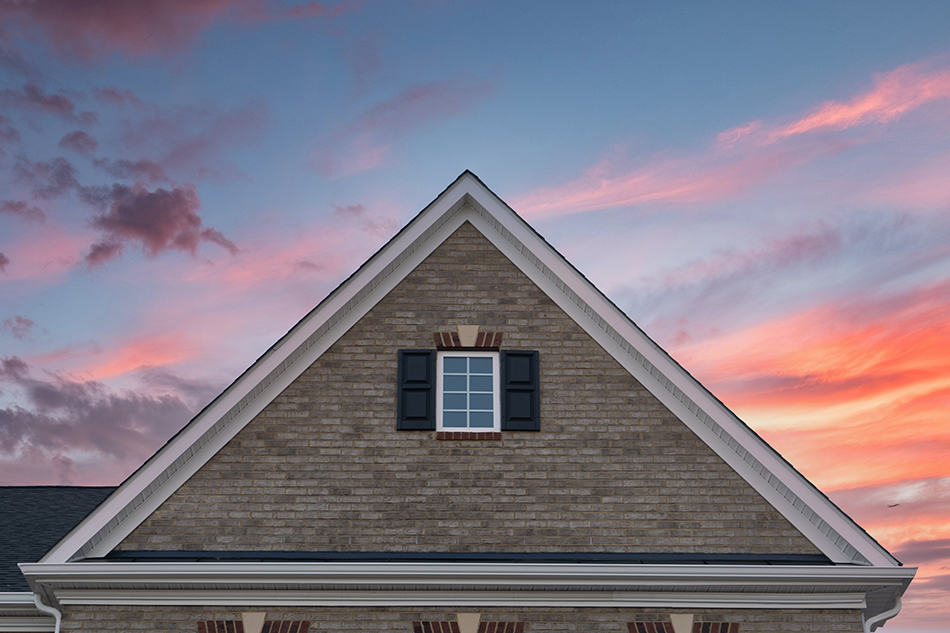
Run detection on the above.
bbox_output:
[518,59,950,219]
[313,79,494,178]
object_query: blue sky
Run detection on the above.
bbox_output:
[2,2,950,630]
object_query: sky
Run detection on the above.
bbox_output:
[0,1,948,630]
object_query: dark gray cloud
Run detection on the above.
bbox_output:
[93,86,143,107]
[0,252,8,272]
[0,83,97,125]
[0,200,45,222]
[0,356,194,480]
[85,184,237,264]
[59,130,99,155]
[13,156,80,199]
[894,538,950,565]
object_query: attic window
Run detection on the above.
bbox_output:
[397,349,540,432]
[438,351,500,431]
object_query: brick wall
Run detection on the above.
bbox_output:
[59,606,865,633]
[118,222,819,554]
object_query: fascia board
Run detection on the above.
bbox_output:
[457,178,898,567]
[0,592,36,605]
[19,561,917,587]
[51,589,868,609]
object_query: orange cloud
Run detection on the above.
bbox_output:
[674,278,950,490]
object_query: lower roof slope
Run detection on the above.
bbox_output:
[0,486,114,590]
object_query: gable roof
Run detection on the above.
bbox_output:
[0,486,113,590]
[41,171,899,568]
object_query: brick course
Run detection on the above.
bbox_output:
[118,222,818,554]
[60,606,864,633]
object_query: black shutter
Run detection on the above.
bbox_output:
[397,350,436,430]
[501,350,540,431]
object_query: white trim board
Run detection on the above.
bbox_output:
[41,172,901,569]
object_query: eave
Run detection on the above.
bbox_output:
[20,561,915,625]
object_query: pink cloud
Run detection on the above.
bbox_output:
[767,62,950,142]
[0,223,89,282]
[313,79,494,178]
[120,101,266,178]
[0,355,198,485]
[0,1,353,61]
[513,143,822,219]
[0,83,97,125]
[518,59,950,219]
[869,152,950,210]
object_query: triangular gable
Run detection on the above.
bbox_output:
[42,171,898,567]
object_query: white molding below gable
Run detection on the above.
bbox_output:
[52,589,868,609]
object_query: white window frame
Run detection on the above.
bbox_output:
[436,350,501,432]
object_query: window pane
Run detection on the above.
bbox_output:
[469,393,493,410]
[469,375,492,391]
[444,357,467,373]
[443,411,467,427]
[470,412,493,427]
[444,375,467,391]
[469,357,492,373]
[443,393,467,410]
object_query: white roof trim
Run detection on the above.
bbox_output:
[42,171,900,568]
[18,561,915,623]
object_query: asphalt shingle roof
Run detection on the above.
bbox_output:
[0,486,114,591]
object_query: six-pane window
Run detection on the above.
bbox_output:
[438,352,500,430]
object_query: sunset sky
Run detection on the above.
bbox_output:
[1,2,948,630]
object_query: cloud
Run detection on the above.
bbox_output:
[0,45,40,79]
[85,184,237,264]
[120,101,266,178]
[0,252,8,272]
[894,537,950,565]
[13,156,80,199]
[93,157,170,183]
[766,62,950,143]
[93,86,143,107]
[513,143,826,219]
[0,200,45,222]
[517,59,950,219]
[313,79,494,178]
[333,203,398,238]
[58,130,99,156]
[1,316,35,340]
[0,356,196,485]
[0,114,20,147]
[0,83,97,125]
[0,1,352,61]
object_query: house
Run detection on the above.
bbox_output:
[2,172,914,633]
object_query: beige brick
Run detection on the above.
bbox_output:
[118,222,818,555]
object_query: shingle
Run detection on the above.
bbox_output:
[0,486,114,591]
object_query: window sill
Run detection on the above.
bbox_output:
[436,431,502,441]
